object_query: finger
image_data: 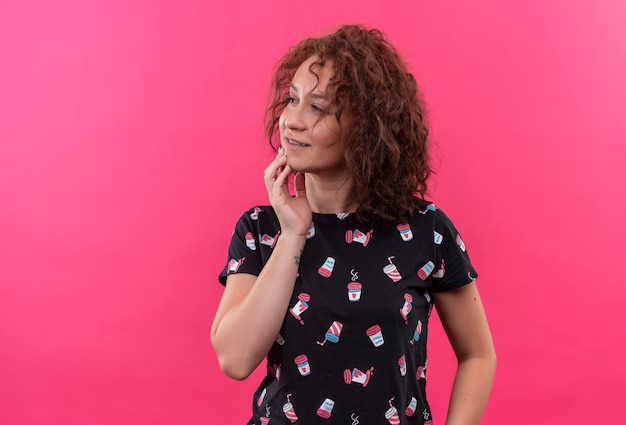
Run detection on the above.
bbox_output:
[293,172,307,199]
[264,150,287,192]
[273,163,293,198]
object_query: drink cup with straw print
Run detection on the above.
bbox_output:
[283,393,298,423]
[411,320,423,344]
[317,321,343,346]
[385,398,400,425]
[383,256,402,282]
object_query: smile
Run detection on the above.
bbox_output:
[287,139,309,147]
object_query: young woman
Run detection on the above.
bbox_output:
[211,24,496,425]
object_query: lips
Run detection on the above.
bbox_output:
[286,138,309,147]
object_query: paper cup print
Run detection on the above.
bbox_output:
[383,257,402,282]
[306,222,315,239]
[405,397,417,417]
[366,325,385,347]
[346,229,372,246]
[347,282,362,302]
[294,354,311,376]
[283,394,298,423]
[290,293,310,324]
[456,234,466,252]
[434,230,443,244]
[400,293,413,323]
[344,367,374,387]
[259,231,280,248]
[317,398,335,419]
[397,223,413,241]
[318,257,335,278]
[250,207,262,220]
[244,232,256,250]
[417,261,434,280]
[398,355,407,376]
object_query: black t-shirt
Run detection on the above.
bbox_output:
[219,204,477,424]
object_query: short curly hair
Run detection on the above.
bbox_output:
[265,24,432,224]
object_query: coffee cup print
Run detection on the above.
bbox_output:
[294,354,311,376]
[347,282,362,302]
[456,234,466,252]
[405,397,417,417]
[366,324,385,347]
[397,223,413,241]
[343,366,374,387]
[398,355,407,376]
[383,256,402,282]
[317,321,343,346]
[259,231,280,248]
[345,229,373,247]
[399,293,413,324]
[317,398,335,419]
[250,207,262,220]
[283,393,298,423]
[385,399,400,425]
[245,232,256,250]
[227,257,245,273]
[290,293,310,324]
[417,261,434,280]
[318,257,335,278]
[306,222,315,239]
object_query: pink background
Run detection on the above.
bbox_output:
[1,1,625,424]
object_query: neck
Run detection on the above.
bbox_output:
[304,173,358,214]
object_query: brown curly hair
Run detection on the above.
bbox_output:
[265,24,432,224]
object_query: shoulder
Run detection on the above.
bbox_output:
[231,205,280,233]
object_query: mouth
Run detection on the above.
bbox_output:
[286,138,309,147]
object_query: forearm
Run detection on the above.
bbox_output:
[445,354,497,425]
[212,233,306,379]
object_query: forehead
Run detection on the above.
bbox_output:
[292,56,334,91]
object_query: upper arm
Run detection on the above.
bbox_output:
[210,273,257,342]
[432,281,496,361]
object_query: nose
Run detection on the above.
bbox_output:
[282,102,306,132]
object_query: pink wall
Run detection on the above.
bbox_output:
[1,1,625,423]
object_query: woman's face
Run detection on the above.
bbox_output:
[279,56,347,178]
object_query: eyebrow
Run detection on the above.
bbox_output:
[290,83,327,100]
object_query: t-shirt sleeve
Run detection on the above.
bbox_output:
[218,208,265,286]
[431,209,478,292]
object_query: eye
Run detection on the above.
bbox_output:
[286,96,297,104]
[311,104,325,113]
